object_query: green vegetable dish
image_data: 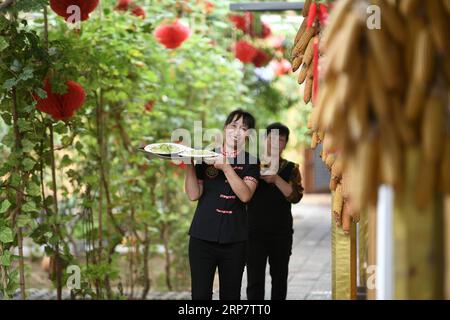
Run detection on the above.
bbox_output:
[146,143,184,154]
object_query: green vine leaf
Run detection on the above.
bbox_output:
[0,251,12,267]
[22,201,37,213]
[21,139,35,153]
[0,200,11,213]
[2,78,17,90]
[0,38,8,51]
[34,87,47,99]
[22,158,35,171]
[26,182,41,197]
[0,226,14,243]
[17,215,32,228]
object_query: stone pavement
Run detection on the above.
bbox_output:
[5,194,332,300]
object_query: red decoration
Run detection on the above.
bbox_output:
[307,3,317,28]
[229,13,253,33]
[252,50,271,68]
[234,40,258,63]
[318,4,329,26]
[272,59,291,76]
[35,79,86,121]
[115,0,131,11]
[115,0,146,18]
[154,20,190,49]
[50,0,99,22]
[229,13,271,38]
[131,6,146,18]
[170,161,187,170]
[145,101,155,112]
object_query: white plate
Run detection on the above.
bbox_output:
[179,149,221,159]
[144,143,187,155]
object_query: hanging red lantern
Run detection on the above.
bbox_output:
[35,79,86,121]
[229,12,253,34]
[115,0,146,18]
[50,0,99,22]
[234,40,258,63]
[115,0,131,11]
[115,0,130,11]
[252,49,271,68]
[230,13,271,39]
[154,20,191,49]
[131,6,146,18]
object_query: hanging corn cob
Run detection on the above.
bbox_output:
[310,0,450,215]
[291,0,330,104]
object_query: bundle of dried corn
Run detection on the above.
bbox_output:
[291,0,330,104]
[311,0,450,215]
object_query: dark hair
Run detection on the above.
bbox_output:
[224,109,256,130]
[266,122,290,142]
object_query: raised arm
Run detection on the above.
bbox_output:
[221,165,258,203]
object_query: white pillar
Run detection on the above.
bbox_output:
[375,185,394,300]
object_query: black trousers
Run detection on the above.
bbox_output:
[246,233,293,300]
[189,236,246,300]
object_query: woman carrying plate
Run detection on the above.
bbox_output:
[184,109,259,300]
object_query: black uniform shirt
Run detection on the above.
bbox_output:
[189,150,259,244]
[248,159,304,236]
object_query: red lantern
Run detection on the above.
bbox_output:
[35,79,86,121]
[154,20,190,49]
[131,6,146,18]
[50,0,99,22]
[229,12,253,34]
[234,40,258,63]
[115,0,146,18]
[229,13,271,38]
[115,0,131,11]
[252,49,271,68]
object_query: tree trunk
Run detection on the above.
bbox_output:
[141,224,151,299]
[49,124,62,300]
[162,225,172,291]
[11,87,26,299]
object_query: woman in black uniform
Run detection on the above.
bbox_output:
[184,109,260,300]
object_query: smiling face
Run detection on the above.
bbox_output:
[224,115,249,150]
